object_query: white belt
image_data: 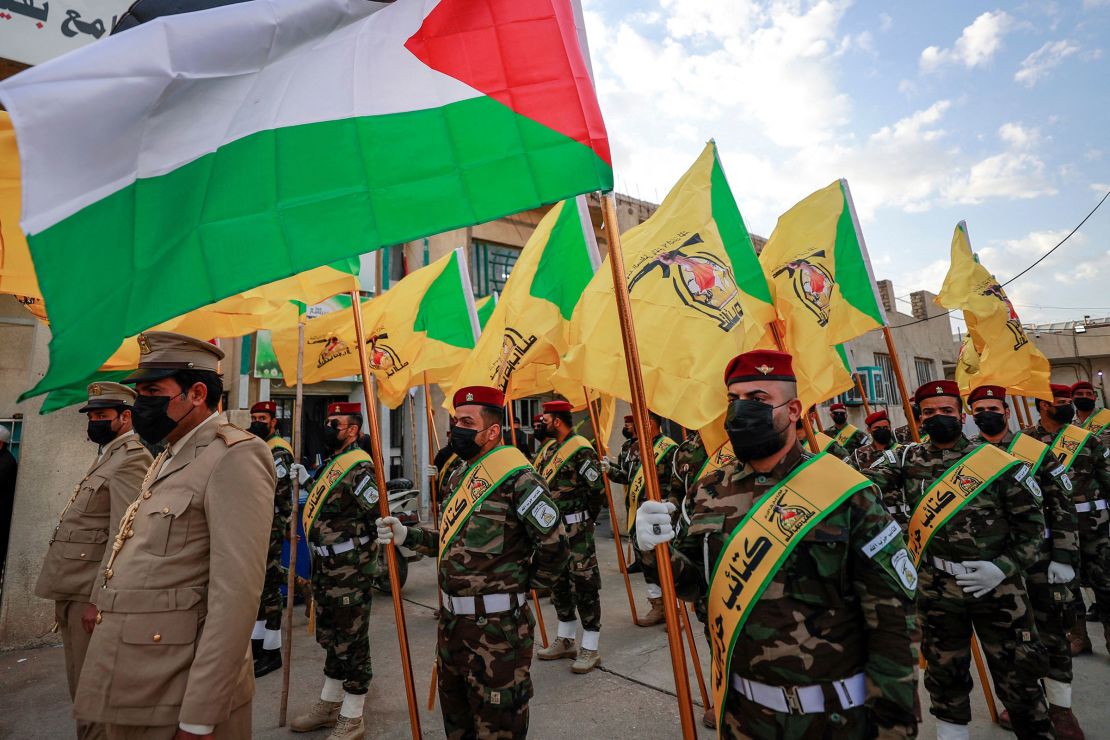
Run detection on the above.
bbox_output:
[931,556,972,576]
[1076,499,1109,513]
[564,511,590,525]
[731,672,866,715]
[311,536,370,557]
[440,590,527,616]
[1044,527,1052,540]
[886,504,908,516]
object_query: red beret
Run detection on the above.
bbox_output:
[967,385,1006,405]
[542,400,573,413]
[914,380,961,404]
[1050,384,1073,399]
[453,385,505,410]
[1072,381,1095,393]
[829,403,847,412]
[724,350,795,385]
[250,401,277,415]
[328,402,361,416]
[624,415,634,424]
[864,410,888,427]
[532,415,544,425]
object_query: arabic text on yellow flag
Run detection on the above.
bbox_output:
[450,196,599,407]
[758,179,886,410]
[554,142,776,431]
[273,249,478,408]
[937,221,1051,401]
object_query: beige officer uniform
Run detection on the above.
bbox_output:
[72,332,276,739]
[34,382,153,740]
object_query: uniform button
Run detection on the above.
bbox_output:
[142,491,151,500]
[80,553,86,558]
[152,633,161,643]
[161,506,170,514]
[95,612,102,625]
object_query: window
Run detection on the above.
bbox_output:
[0,418,22,462]
[514,399,541,430]
[873,352,901,405]
[470,241,521,296]
[914,357,936,386]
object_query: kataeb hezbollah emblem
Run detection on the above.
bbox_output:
[767,493,813,538]
[981,282,1030,351]
[951,466,982,495]
[365,330,409,377]
[309,334,352,369]
[626,232,743,332]
[489,328,538,391]
[772,249,835,327]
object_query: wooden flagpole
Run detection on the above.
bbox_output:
[1011,395,1029,428]
[421,373,445,711]
[278,322,305,727]
[583,389,640,625]
[349,292,422,739]
[601,193,697,739]
[678,600,711,718]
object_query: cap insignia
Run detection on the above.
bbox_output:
[465,392,474,402]
[756,364,773,375]
[935,385,942,394]
[89,383,102,396]
[986,390,994,397]
[138,334,152,355]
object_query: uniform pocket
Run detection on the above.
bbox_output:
[78,475,110,514]
[140,492,192,557]
[783,526,850,606]
[60,541,107,564]
[462,499,508,555]
[109,610,199,708]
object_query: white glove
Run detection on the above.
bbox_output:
[635,500,676,551]
[426,465,438,477]
[1048,561,1076,584]
[955,560,1006,598]
[599,457,612,474]
[289,463,311,485]
[375,516,408,547]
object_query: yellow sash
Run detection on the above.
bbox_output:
[1006,434,1052,473]
[707,453,871,730]
[539,435,593,482]
[906,444,1019,566]
[439,446,530,560]
[1051,424,1092,474]
[814,431,836,452]
[626,435,678,533]
[532,438,557,468]
[302,448,372,534]
[695,441,736,483]
[267,436,293,455]
[1081,408,1110,436]
[833,424,860,447]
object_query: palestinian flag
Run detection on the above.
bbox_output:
[0,0,612,400]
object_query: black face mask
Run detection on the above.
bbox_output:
[533,423,548,442]
[871,427,893,446]
[1074,398,1096,413]
[831,412,847,425]
[323,423,342,451]
[973,411,1007,437]
[1050,403,1075,425]
[725,399,790,462]
[132,394,188,445]
[621,427,635,440]
[248,421,270,439]
[87,418,118,446]
[450,425,491,460]
[921,414,962,444]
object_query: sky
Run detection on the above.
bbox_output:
[579,0,1110,331]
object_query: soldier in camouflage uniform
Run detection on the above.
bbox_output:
[822,402,868,455]
[1071,380,1109,623]
[638,350,919,738]
[669,429,708,511]
[290,402,379,740]
[966,385,1084,738]
[866,381,1052,740]
[849,411,910,525]
[896,404,923,445]
[378,386,569,739]
[1023,384,1110,658]
[246,400,294,678]
[532,399,606,673]
[604,411,677,626]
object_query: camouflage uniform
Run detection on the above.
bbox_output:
[669,431,708,509]
[973,430,1079,685]
[895,424,918,445]
[257,436,294,631]
[850,444,909,525]
[1022,423,1110,630]
[306,446,380,694]
[654,443,919,737]
[406,451,570,739]
[865,436,1052,736]
[607,434,678,587]
[822,423,868,455]
[534,437,606,631]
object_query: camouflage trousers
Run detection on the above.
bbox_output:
[1026,561,1074,684]
[256,518,287,630]
[722,694,872,739]
[312,548,377,694]
[1069,508,1110,623]
[437,602,534,740]
[918,567,1052,738]
[551,520,602,631]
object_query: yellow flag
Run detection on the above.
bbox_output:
[759,180,886,410]
[0,111,45,319]
[273,249,478,408]
[937,222,1051,401]
[554,142,776,431]
[954,334,981,392]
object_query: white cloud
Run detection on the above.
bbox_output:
[945,152,1055,204]
[998,122,1040,149]
[1092,183,1110,193]
[1086,148,1104,161]
[920,11,1014,72]
[1014,40,1080,86]
[878,12,893,32]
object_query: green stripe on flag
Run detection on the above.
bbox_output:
[477,294,498,329]
[530,201,594,320]
[710,144,772,304]
[24,95,612,400]
[414,251,476,349]
[833,181,884,325]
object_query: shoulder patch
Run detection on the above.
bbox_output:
[884,450,896,464]
[275,462,288,479]
[216,424,254,446]
[862,520,902,559]
[530,500,559,530]
[891,549,918,593]
[1023,476,1043,502]
[1060,473,1073,491]
[1050,464,1066,477]
[1014,464,1029,482]
[354,475,379,506]
[517,486,545,518]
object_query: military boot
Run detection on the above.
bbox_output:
[639,597,666,627]
[1068,622,1092,656]
[1049,706,1085,740]
[702,706,717,729]
[328,715,364,740]
[254,647,282,678]
[537,636,576,660]
[290,699,342,732]
[571,648,600,674]
[997,710,1012,731]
